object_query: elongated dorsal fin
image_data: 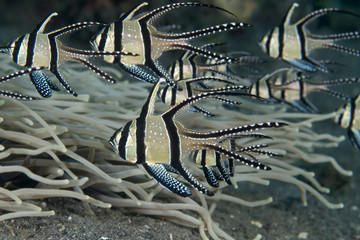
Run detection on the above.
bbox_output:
[48,21,106,38]
[296,7,360,27]
[140,78,165,117]
[123,2,149,21]
[37,12,58,33]
[163,85,247,119]
[179,76,238,86]
[139,2,235,23]
[284,2,299,25]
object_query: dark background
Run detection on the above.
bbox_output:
[0,1,359,239]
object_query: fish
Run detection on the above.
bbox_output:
[109,78,287,197]
[336,94,360,151]
[250,68,359,112]
[0,12,136,99]
[91,2,251,89]
[168,43,260,83]
[259,2,360,72]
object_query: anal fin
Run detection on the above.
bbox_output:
[143,163,192,197]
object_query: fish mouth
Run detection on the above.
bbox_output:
[0,45,11,54]
[108,138,119,154]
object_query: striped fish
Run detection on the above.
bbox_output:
[336,94,360,151]
[91,2,251,89]
[259,2,360,72]
[0,12,136,99]
[109,79,286,197]
[250,68,360,112]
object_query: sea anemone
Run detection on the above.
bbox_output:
[0,53,351,239]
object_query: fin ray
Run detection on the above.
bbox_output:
[51,69,78,97]
[183,122,287,139]
[296,8,360,26]
[0,67,46,83]
[49,22,106,37]
[158,22,251,40]
[204,144,271,170]
[171,161,213,196]
[323,43,360,57]
[139,2,235,23]
[0,90,37,100]
[75,58,117,84]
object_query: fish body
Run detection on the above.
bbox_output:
[250,68,359,112]
[0,12,134,99]
[91,2,251,88]
[110,79,286,197]
[259,2,360,72]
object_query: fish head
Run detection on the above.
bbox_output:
[109,120,137,163]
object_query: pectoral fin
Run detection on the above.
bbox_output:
[348,128,360,151]
[203,166,219,187]
[29,70,52,98]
